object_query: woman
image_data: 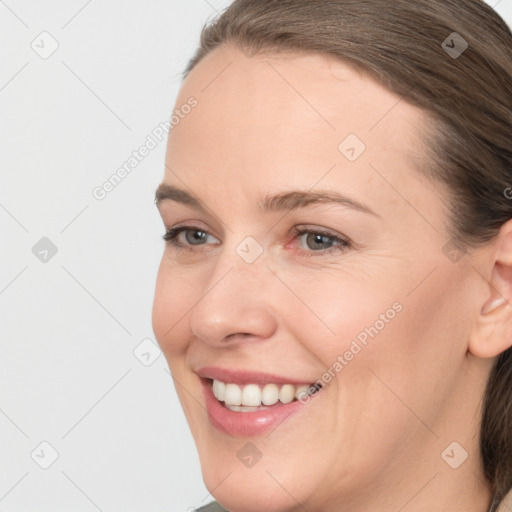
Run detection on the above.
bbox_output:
[152,1,512,510]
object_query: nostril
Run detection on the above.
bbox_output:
[222,332,252,342]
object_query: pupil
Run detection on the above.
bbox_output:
[187,230,207,244]
[308,233,331,250]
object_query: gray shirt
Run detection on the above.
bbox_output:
[195,489,512,511]
[196,502,228,512]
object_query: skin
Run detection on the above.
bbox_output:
[152,45,512,512]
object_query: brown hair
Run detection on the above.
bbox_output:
[183,0,512,508]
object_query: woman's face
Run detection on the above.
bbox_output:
[152,46,487,511]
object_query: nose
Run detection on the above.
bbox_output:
[189,253,278,347]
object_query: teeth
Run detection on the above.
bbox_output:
[242,384,261,406]
[225,404,269,412]
[295,385,309,401]
[224,383,242,406]
[261,383,279,406]
[212,379,226,401]
[279,384,295,404]
[211,379,320,408]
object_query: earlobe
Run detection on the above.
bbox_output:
[481,295,507,315]
[470,283,512,359]
[469,224,512,359]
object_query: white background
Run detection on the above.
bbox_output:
[1,1,511,511]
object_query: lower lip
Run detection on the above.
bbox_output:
[201,379,313,437]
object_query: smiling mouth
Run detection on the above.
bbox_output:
[206,378,323,412]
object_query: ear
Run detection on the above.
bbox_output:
[469,221,512,359]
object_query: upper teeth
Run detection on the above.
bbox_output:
[212,379,316,407]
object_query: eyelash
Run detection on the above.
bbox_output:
[162,226,350,257]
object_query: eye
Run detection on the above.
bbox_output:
[161,225,351,257]
[290,227,350,257]
[162,226,218,249]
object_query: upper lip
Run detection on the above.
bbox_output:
[196,366,316,386]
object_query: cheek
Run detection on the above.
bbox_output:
[280,267,401,370]
[285,255,467,379]
[278,263,470,475]
[152,259,196,359]
[332,265,471,454]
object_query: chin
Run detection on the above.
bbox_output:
[201,465,309,512]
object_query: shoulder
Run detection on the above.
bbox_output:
[196,502,229,512]
[497,489,512,512]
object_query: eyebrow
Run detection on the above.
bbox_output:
[154,183,379,217]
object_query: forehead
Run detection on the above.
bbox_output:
[176,47,421,133]
[164,45,445,227]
